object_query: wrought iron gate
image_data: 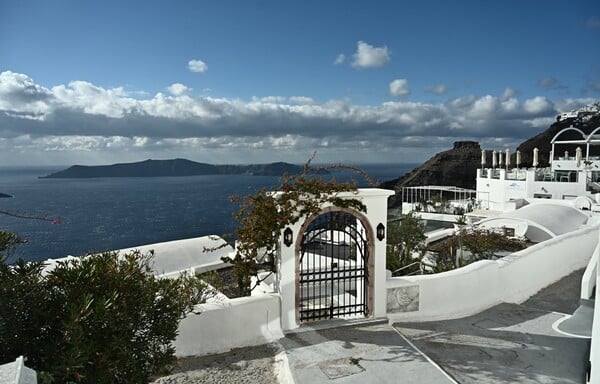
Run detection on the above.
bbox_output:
[298,211,369,322]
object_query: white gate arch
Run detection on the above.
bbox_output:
[276,188,394,331]
[296,208,373,323]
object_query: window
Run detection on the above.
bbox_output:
[503,227,515,237]
[533,193,552,199]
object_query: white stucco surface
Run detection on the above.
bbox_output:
[477,202,589,242]
[589,244,600,383]
[118,235,234,276]
[387,222,599,322]
[174,294,283,357]
[501,203,588,235]
[42,235,234,277]
[581,244,598,300]
[0,356,37,384]
[277,188,394,331]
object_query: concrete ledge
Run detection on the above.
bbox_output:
[175,294,283,357]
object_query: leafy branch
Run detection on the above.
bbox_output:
[222,154,372,296]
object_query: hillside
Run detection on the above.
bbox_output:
[41,159,315,178]
[382,102,600,208]
[516,103,600,166]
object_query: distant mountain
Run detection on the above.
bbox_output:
[0,192,12,198]
[41,159,323,178]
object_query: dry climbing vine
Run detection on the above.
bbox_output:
[222,155,375,296]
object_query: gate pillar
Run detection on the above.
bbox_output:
[276,188,394,331]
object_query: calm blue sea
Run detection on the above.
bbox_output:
[0,164,415,263]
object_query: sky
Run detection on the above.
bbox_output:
[1,0,599,166]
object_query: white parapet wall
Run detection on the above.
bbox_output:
[581,244,598,300]
[387,222,599,322]
[117,235,234,276]
[174,293,283,357]
[41,235,234,277]
[589,251,600,383]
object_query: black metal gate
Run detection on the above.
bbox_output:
[298,211,369,322]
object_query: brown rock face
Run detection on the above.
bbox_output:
[382,141,482,207]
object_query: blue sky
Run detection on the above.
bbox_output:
[1,0,599,166]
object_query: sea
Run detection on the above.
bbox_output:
[0,163,416,263]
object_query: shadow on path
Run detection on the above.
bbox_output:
[394,269,589,383]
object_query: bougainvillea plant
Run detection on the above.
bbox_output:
[222,156,376,296]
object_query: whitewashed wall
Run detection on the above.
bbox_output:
[278,188,394,331]
[581,244,598,300]
[387,223,599,322]
[588,248,600,383]
[476,168,590,211]
[174,294,283,357]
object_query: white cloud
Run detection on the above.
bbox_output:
[289,96,315,105]
[2,70,593,165]
[252,96,286,104]
[470,95,497,118]
[586,16,600,29]
[500,87,517,101]
[425,84,447,95]
[389,79,410,97]
[52,80,136,118]
[333,53,345,65]
[0,70,53,117]
[500,97,519,113]
[523,96,553,114]
[167,83,190,96]
[538,77,558,88]
[537,76,568,91]
[554,98,598,113]
[351,41,390,68]
[188,59,208,73]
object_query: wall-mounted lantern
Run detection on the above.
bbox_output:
[283,227,293,247]
[376,223,385,241]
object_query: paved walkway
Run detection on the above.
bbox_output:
[394,303,588,383]
[281,269,590,383]
[280,320,455,383]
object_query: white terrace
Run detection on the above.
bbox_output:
[29,186,600,383]
[476,126,600,212]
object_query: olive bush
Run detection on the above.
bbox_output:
[0,236,206,384]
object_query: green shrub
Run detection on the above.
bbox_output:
[460,228,527,260]
[386,213,427,275]
[426,228,528,273]
[0,245,206,384]
[0,258,55,370]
